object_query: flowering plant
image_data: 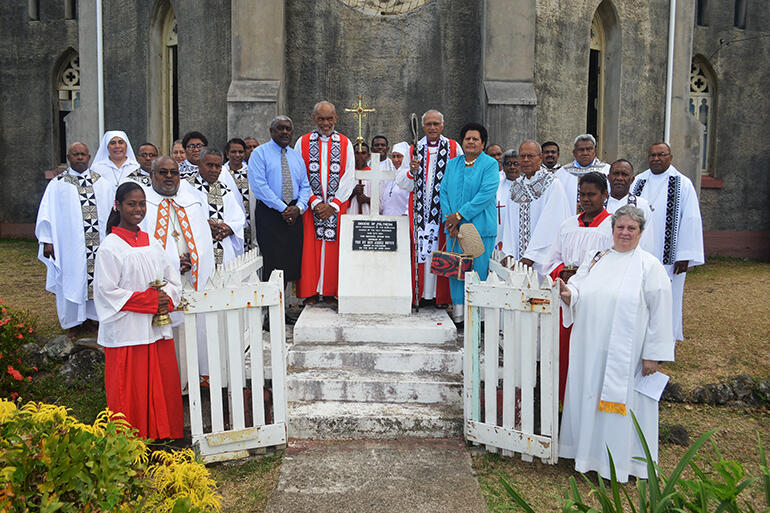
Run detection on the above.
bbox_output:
[0,299,40,400]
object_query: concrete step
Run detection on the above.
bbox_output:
[286,369,462,405]
[287,401,463,439]
[292,305,456,345]
[288,343,463,374]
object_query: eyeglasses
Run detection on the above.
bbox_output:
[648,152,671,158]
[155,169,180,176]
[186,143,205,150]
[138,153,157,158]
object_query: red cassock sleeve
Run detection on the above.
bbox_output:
[121,288,175,314]
[549,263,566,282]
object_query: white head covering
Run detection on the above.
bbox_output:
[91,130,140,172]
[391,141,410,171]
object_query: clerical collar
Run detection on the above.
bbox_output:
[68,167,89,176]
[427,140,439,147]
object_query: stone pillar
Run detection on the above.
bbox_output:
[65,0,100,156]
[482,0,537,150]
[227,0,285,143]
[669,0,702,196]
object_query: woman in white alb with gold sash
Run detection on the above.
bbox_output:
[557,205,674,482]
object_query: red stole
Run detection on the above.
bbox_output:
[296,132,351,298]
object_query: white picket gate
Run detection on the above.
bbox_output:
[180,250,288,462]
[463,260,560,463]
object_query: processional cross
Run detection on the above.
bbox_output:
[344,95,376,152]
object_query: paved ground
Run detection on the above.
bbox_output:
[264,439,488,513]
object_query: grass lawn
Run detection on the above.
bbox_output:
[2,238,768,512]
[474,403,769,512]
[210,452,284,513]
[0,239,61,338]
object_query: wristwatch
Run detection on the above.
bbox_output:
[455,212,462,221]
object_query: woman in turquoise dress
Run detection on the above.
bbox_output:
[439,122,499,321]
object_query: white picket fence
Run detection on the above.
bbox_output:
[463,260,560,463]
[180,250,288,462]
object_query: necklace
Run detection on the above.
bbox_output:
[464,157,477,166]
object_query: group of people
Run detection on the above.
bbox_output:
[35,100,704,481]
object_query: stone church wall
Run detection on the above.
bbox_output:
[534,0,669,173]
[0,2,78,226]
[100,0,231,152]
[693,2,770,232]
[284,0,483,146]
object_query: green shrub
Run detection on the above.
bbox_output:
[0,299,41,400]
[500,411,769,512]
[0,399,221,512]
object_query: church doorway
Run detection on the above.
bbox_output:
[586,1,620,161]
[587,14,604,151]
[149,0,178,154]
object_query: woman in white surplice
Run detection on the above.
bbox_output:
[557,205,674,482]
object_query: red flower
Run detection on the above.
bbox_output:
[16,323,24,328]
[10,392,18,401]
[7,365,23,381]
[27,376,31,382]
[16,359,21,364]
[0,318,9,327]
[32,366,38,372]
[16,334,23,339]
[27,328,33,333]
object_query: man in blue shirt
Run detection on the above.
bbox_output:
[248,115,311,283]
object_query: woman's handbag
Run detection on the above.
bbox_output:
[430,237,474,280]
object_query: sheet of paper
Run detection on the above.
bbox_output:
[634,371,670,401]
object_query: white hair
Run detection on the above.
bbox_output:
[611,205,646,231]
[421,109,444,124]
[573,133,597,148]
[312,100,336,116]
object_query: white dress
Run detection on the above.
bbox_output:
[94,231,182,348]
[559,247,674,482]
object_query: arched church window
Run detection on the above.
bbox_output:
[734,0,747,29]
[149,1,178,153]
[64,0,76,19]
[696,0,709,26]
[28,0,39,20]
[689,59,716,176]
[56,51,81,164]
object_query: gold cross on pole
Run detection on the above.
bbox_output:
[344,95,375,152]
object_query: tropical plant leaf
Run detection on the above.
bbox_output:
[499,474,537,513]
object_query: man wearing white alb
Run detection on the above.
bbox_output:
[187,147,246,266]
[558,205,674,482]
[511,141,571,274]
[554,134,610,214]
[35,142,113,331]
[605,159,656,253]
[396,109,462,306]
[631,142,704,341]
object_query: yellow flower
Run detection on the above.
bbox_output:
[0,399,17,423]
